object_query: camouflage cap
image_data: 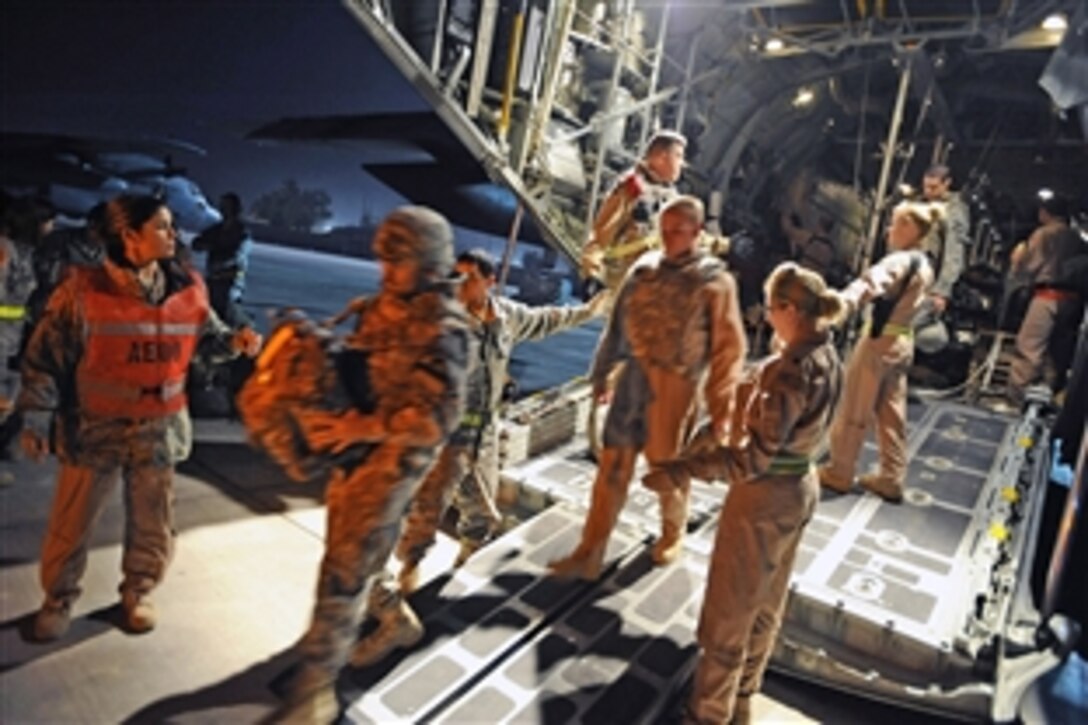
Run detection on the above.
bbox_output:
[373,205,455,275]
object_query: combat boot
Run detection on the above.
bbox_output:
[122,590,157,634]
[398,561,420,594]
[546,544,605,581]
[651,525,685,566]
[269,684,338,724]
[33,598,72,641]
[817,464,852,494]
[270,665,338,725]
[858,472,903,503]
[652,486,688,566]
[730,695,752,725]
[453,537,481,568]
[350,601,423,668]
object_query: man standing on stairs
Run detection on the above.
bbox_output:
[549,195,746,580]
[349,247,609,668]
[580,130,686,294]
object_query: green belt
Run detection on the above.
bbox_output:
[461,410,488,429]
[0,305,27,321]
[766,454,811,476]
[862,321,914,338]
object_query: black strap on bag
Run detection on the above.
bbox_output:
[870,252,922,338]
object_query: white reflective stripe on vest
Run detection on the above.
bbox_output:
[79,376,187,402]
[86,322,203,336]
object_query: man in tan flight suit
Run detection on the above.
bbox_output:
[581,130,686,292]
[550,196,747,579]
[1008,195,1086,404]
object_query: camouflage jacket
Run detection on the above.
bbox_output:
[464,295,597,419]
[18,258,236,468]
[348,280,473,449]
[923,193,970,298]
[592,249,747,427]
[0,234,37,324]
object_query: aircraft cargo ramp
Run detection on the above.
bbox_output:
[336,398,1068,723]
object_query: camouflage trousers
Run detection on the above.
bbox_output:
[688,472,818,723]
[41,463,175,605]
[296,443,439,684]
[0,325,21,424]
[366,429,503,619]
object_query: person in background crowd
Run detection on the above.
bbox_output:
[192,192,252,327]
[0,195,51,473]
[1007,195,1086,404]
[17,193,261,641]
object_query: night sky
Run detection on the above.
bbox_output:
[2,0,432,227]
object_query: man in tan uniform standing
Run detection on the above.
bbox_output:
[1008,195,1085,404]
[580,130,686,292]
[550,196,747,579]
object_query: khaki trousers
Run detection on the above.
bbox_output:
[688,473,818,723]
[823,335,912,491]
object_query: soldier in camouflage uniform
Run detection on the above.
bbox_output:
[18,194,261,641]
[644,262,844,725]
[350,247,608,668]
[275,207,473,722]
[0,196,46,478]
[549,196,747,580]
[580,130,685,293]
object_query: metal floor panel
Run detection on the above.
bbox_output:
[439,513,717,725]
[344,504,644,723]
[788,403,1015,657]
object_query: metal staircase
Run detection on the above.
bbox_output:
[344,0,688,266]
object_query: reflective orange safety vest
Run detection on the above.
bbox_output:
[75,267,209,418]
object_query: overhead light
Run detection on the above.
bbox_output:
[792,87,815,107]
[1041,14,1067,31]
[765,38,785,52]
[1038,188,1054,200]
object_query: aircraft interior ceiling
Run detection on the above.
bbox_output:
[643,0,1087,237]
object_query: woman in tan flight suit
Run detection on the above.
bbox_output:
[645,261,845,724]
[818,201,938,502]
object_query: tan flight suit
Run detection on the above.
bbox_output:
[292,282,472,691]
[649,334,842,724]
[555,249,746,576]
[822,250,933,498]
[1009,220,1085,398]
[581,163,677,291]
[18,259,238,607]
